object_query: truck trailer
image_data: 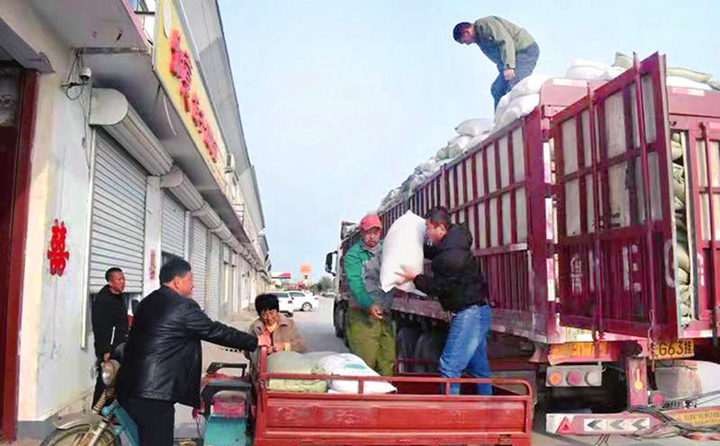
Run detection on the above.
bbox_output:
[326,53,720,439]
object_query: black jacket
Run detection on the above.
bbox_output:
[117,286,258,408]
[413,224,488,312]
[91,285,129,358]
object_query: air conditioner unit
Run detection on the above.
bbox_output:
[225,153,236,173]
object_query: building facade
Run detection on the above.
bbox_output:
[0,0,270,440]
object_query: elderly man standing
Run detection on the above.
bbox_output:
[344,214,396,376]
[453,16,539,110]
[117,258,258,446]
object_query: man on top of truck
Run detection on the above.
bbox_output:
[453,16,539,110]
[344,214,396,376]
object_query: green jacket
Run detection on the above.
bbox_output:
[474,16,535,69]
[344,241,376,310]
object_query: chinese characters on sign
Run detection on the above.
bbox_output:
[169,30,218,162]
[47,219,70,276]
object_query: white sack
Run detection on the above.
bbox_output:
[316,354,397,394]
[380,211,427,294]
[466,132,489,152]
[667,76,713,91]
[494,93,513,121]
[447,134,472,151]
[494,93,540,130]
[455,118,494,137]
[509,75,551,101]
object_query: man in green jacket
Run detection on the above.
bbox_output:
[344,214,396,376]
[454,16,540,110]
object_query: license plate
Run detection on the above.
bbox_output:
[548,342,614,365]
[651,339,694,359]
[671,408,720,427]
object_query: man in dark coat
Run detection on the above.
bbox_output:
[397,206,492,395]
[91,267,129,406]
[117,258,259,446]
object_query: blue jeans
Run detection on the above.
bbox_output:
[491,42,540,110]
[439,304,492,395]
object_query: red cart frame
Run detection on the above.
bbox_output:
[252,348,534,446]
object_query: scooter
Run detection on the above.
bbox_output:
[41,357,252,446]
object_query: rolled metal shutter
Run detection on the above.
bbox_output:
[89,132,147,293]
[190,218,208,311]
[161,193,186,258]
[206,234,221,319]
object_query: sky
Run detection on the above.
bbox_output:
[218,0,720,281]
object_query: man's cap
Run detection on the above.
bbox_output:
[360,214,382,231]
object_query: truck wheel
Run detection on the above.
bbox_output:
[414,331,446,374]
[334,303,346,337]
[40,425,120,446]
[343,308,350,348]
[396,327,421,372]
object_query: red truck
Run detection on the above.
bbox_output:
[326,53,720,439]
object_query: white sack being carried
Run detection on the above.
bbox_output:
[315,353,397,394]
[380,211,427,295]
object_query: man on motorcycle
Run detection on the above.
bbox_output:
[117,258,259,446]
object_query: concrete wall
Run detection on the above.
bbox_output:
[4,5,100,430]
[144,177,162,297]
[3,0,268,435]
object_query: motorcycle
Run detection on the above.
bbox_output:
[40,355,252,446]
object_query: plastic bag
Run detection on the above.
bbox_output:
[266,351,327,393]
[379,211,427,295]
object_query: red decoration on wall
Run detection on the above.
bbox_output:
[47,219,70,276]
[149,249,157,281]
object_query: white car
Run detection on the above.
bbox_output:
[289,291,319,312]
[271,292,294,317]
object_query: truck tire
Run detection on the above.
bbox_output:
[333,302,345,338]
[414,331,446,373]
[396,327,421,372]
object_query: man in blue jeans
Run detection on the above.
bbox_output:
[454,17,540,110]
[397,207,492,395]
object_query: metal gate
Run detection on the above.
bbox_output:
[553,53,678,338]
[89,132,147,293]
[161,193,186,258]
[190,218,208,311]
[206,234,221,319]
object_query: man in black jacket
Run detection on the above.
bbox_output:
[117,258,258,446]
[397,206,492,395]
[91,267,129,406]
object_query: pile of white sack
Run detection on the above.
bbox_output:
[378,118,493,214]
[266,351,397,394]
[376,52,718,216]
